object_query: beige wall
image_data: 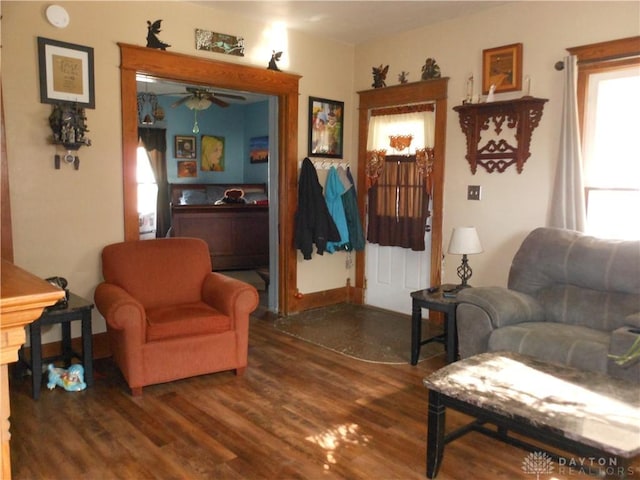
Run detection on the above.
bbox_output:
[1,1,356,342]
[354,1,639,287]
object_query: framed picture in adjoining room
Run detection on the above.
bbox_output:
[249,136,269,163]
[482,43,523,94]
[175,135,196,159]
[177,161,197,178]
[201,135,225,171]
[308,96,344,158]
[37,37,95,108]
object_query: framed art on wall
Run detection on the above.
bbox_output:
[308,96,344,158]
[249,136,269,163]
[175,135,196,159]
[482,43,523,94]
[38,37,95,108]
[201,135,225,171]
[177,161,197,178]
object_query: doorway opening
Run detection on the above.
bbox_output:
[120,43,301,314]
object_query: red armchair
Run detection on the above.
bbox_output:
[94,238,258,395]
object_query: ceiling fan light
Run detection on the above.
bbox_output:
[185,97,212,110]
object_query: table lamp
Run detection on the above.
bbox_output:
[448,227,483,288]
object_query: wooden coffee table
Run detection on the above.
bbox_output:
[423,351,640,478]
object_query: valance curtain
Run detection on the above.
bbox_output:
[366,107,435,251]
[139,127,170,238]
[549,55,586,231]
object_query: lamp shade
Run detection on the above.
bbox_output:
[448,227,483,255]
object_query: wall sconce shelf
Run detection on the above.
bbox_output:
[453,96,548,174]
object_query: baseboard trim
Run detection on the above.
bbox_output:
[290,285,350,311]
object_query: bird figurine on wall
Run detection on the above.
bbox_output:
[268,51,282,71]
[146,20,170,50]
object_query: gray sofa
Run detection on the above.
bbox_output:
[456,227,640,383]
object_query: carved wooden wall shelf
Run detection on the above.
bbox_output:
[453,96,548,173]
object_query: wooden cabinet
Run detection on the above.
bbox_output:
[171,205,269,270]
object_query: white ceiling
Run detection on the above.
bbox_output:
[191,1,506,45]
[142,1,507,100]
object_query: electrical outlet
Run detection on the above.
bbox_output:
[467,185,482,200]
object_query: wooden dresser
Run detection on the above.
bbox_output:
[0,261,64,479]
[171,204,269,270]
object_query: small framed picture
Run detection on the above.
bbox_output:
[38,37,95,108]
[308,96,344,158]
[175,135,196,159]
[249,136,269,163]
[177,161,197,178]
[482,43,523,94]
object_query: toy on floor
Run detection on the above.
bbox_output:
[47,363,87,392]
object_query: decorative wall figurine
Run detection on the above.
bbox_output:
[49,103,91,170]
[486,84,496,102]
[372,64,389,88]
[146,20,170,50]
[47,364,87,392]
[398,71,409,84]
[464,74,474,104]
[421,58,441,80]
[268,51,282,71]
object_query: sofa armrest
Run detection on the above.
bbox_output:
[94,283,146,336]
[455,287,545,358]
[202,273,259,325]
[457,287,544,329]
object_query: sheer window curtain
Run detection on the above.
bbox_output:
[139,128,170,238]
[550,55,586,231]
[366,110,435,251]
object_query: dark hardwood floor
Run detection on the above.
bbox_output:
[9,308,638,479]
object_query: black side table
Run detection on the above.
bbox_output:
[410,287,460,365]
[17,293,94,399]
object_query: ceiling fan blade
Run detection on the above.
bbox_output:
[170,96,190,108]
[208,95,230,108]
[214,92,246,101]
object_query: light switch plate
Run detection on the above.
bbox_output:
[467,185,481,200]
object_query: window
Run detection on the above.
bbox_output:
[137,143,158,239]
[571,37,640,240]
[365,106,435,250]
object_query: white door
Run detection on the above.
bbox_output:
[364,232,431,315]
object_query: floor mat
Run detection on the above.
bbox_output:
[274,303,445,364]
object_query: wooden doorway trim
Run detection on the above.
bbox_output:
[119,44,301,313]
[354,79,449,301]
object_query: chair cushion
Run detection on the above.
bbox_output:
[488,322,610,374]
[146,302,231,342]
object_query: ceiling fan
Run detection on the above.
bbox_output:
[167,87,247,110]
[162,87,247,133]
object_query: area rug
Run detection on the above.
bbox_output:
[274,303,445,364]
